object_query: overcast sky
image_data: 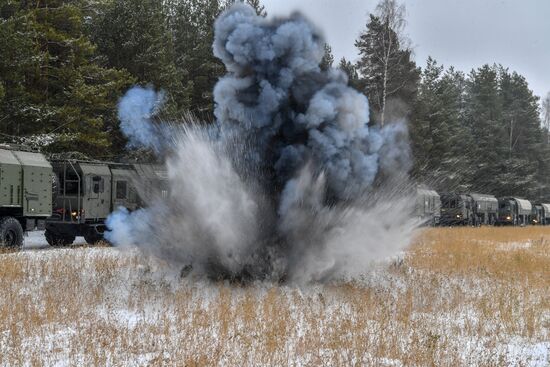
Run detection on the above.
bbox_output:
[261,0,550,101]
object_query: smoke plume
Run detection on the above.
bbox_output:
[106,4,416,283]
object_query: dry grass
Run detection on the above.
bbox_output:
[0,227,549,366]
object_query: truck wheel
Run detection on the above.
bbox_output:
[84,233,103,245]
[45,229,75,247]
[0,217,24,248]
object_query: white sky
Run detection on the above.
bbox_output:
[261,0,550,101]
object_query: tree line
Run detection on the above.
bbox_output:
[1,0,549,200]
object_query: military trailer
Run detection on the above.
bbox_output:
[415,187,441,226]
[45,160,167,246]
[440,193,474,225]
[0,146,53,247]
[497,197,532,226]
[469,193,498,225]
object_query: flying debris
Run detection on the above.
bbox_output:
[106,4,416,283]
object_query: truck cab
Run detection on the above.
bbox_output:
[45,160,167,246]
[497,198,531,226]
[469,193,498,225]
[440,193,473,225]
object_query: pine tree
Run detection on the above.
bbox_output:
[0,0,134,155]
[171,0,226,120]
[497,69,544,198]
[410,57,471,190]
[91,0,185,116]
[338,57,360,90]
[463,65,504,194]
[0,0,43,137]
[320,43,334,71]
[232,0,267,16]
[355,1,419,126]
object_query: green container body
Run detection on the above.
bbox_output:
[0,148,53,218]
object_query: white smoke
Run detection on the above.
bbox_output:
[106,4,417,283]
[117,86,167,152]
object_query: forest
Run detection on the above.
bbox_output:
[1,0,550,200]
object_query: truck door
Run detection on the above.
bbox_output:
[80,164,112,221]
[87,175,104,220]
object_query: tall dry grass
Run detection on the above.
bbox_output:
[0,227,549,366]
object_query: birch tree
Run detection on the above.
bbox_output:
[355,0,419,126]
[543,92,550,143]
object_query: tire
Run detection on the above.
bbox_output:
[45,229,75,247]
[84,233,103,245]
[0,217,24,248]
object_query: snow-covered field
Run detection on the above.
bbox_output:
[1,227,549,366]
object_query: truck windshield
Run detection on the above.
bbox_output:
[442,198,458,208]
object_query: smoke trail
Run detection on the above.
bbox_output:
[107,4,416,283]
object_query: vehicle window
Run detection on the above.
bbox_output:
[116,180,128,200]
[59,171,81,195]
[92,176,104,194]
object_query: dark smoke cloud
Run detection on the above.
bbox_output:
[106,4,416,283]
[212,4,411,200]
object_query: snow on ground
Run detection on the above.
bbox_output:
[1,228,549,366]
[23,230,88,249]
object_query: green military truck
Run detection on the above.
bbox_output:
[45,160,167,246]
[0,145,53,248]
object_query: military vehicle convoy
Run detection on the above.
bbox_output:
[417,189,547,227]
[0,145,167,248]
[2,144,550,247]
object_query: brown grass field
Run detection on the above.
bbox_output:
[0,227,549,366]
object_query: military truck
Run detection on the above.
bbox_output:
[497,197,532,226]
[0,145,53,247]
[540,203,550,225]
[440,193,474,225]
[531,203,544,225]
[44,160,167,246]
[415,187,441,226]
[469,193,498,225]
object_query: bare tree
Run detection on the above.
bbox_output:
[375,0,408,46]
[377,0,407,126]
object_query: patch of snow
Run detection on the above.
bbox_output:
[23,230,87,249]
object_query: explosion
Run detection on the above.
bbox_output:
[107,4,416,283]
